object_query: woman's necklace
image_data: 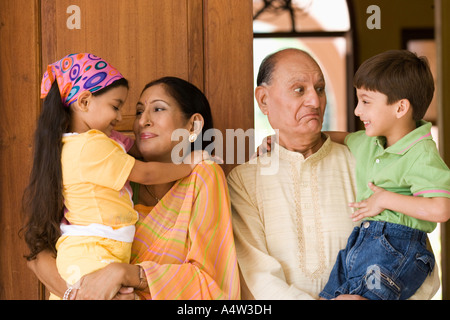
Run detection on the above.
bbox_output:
[144,185,160,203]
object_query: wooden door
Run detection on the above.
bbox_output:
[41,0,254,172]
[0,0,253,299]
[41,0,205,134]
[0,0,42,300]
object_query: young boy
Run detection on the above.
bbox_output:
[319,50,450,300]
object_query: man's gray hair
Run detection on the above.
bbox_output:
[256,48,316,86]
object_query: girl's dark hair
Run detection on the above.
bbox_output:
[142,77,214,151]
[22,78,128,260]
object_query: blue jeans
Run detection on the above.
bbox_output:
[319,221,435,300]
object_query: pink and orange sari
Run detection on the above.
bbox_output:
[131,161,240,300]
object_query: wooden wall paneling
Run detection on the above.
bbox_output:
[41,0,193,133]
[0,0,41,299]
[203,0,254,175]
[187,0,205,92]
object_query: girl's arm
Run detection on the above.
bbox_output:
[128,150,206,185]
[128,161,193,185]
[109,130,142,159]
[127,142,142,159]
[350,182,450,223]
[27,250,68,299]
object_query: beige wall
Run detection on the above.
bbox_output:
[351,0,435,64]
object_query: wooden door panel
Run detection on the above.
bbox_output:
[203,0,254,174]
[0,0,41,300]
[41,0,195,132]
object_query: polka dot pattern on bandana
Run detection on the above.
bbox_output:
[40,53,124,107]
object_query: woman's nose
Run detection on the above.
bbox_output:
[139,111,152,127]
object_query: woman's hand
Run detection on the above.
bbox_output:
[70,285,135,300]
[187,150,223,167]
[73,263,127,300]
[186,150,207,167]
[112,287,136,300]
[26,249,68,299]
[71,263,145,300]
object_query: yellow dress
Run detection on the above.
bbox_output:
[51,130,136,299]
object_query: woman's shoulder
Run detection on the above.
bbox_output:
[191,160,225,175]
[189,160,227,185]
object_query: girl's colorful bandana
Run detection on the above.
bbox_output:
[40,53,124,107]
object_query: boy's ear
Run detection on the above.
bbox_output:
[74,90,93,112]
[255,86,269,115]
[395,99,411,119]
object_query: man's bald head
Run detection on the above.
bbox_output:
[256,48,321,86]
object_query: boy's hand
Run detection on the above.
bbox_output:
[184,150,224,168]
[185,150,206,168]
[349,182,387,222]
[251,135,276,160]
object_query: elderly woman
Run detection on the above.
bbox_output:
[27,77,240,300]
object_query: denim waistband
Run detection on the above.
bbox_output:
[360,220,427,242]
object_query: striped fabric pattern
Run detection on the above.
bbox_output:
[131,162,241,300]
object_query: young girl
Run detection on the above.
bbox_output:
[23,53,200,299]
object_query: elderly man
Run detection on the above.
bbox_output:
[227,48,439,300]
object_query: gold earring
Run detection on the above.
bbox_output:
[189,132,198,143]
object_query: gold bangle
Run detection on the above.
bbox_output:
[136,266,147,290]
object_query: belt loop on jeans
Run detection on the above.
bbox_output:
[371,220,385,236]
[415,227,427,243]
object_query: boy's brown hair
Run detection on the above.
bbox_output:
[353,50,434,121]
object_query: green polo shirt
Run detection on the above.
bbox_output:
[345,121,450,233]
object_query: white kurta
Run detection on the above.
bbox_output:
[228,137,439,300]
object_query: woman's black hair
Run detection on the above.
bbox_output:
[142,77,214,152]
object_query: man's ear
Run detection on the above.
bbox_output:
[255,86,269,115]
[74,90,93,112]
[395,99,411,119]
